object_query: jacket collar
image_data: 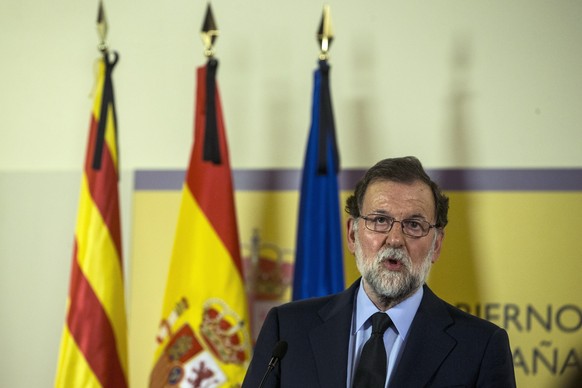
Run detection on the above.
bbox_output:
[309,279,360,388]
[389,284,456,386]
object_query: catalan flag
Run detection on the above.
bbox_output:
[149,58,251,387]
[55,52,128,388]
[293,59,344,300]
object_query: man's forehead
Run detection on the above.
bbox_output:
[363,179,435,211]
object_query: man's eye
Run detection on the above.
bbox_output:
[373,216,389,224]
[405,220,422,229]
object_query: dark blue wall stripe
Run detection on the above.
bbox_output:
[134,168,582,192]
[427,169,582,191]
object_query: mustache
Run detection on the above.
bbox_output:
[376,247,411,268]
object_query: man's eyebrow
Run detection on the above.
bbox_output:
[406,212,429,220]
[368,209,390,215]
[368,210,429,219]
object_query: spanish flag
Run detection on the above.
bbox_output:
[149,59,251,387]
[55,52,128,388]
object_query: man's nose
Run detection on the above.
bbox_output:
[384,221,405,248]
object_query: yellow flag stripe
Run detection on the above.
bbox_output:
[92,61,105,121]
[75,174,128,373]
[104,104,118,167]
[55,326,105,388]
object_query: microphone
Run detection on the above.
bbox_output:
[258,340,288,388]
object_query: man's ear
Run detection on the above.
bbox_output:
[346,218,357,254]
[431,229,445,263]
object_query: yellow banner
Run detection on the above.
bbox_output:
[130,185,582,388]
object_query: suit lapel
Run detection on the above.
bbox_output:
[389,285,456,387]
[309,280,359,388]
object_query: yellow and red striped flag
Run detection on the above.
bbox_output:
[55,52,128,388]
[149,58,251,387]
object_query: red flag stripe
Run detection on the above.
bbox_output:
[67,241,127,388]
[186,65,243,274]
[83,116,123,260]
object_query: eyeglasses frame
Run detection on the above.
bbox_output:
[359,213,437,238]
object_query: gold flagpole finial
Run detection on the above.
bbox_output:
[96,0,108,52]
[201,3,219,58]
[317,5,333,60]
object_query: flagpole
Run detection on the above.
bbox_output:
[317,4,333,61]
[200,3,222,164]
[96,0,108,53]
[315,5,339,175]
[201,2,218,59]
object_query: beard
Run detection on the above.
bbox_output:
[354,233,436,307]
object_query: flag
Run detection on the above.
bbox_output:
[55,52,128,387]
[293,59,345,300]
[150,59,251,388]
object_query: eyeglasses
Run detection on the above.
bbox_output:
[360,214,436,238]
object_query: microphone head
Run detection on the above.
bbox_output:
[272,340,288,360]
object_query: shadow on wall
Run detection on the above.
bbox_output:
[564,371,582,388]
[428,34,481,305]
[563,343,582,388]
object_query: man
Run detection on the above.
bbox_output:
[242,156,516,388]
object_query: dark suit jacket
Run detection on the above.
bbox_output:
[242,280,516,388]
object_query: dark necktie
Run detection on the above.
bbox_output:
[352,312,392,388]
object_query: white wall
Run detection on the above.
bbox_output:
[1,1,581,386]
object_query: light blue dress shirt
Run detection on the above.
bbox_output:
[346,284,423,388]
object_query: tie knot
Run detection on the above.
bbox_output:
[370,312,392,335]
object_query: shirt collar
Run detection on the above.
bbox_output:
[354,282,423,340]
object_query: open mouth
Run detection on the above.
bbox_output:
[383,257,404,271]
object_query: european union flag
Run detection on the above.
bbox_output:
[293,60,344,300]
